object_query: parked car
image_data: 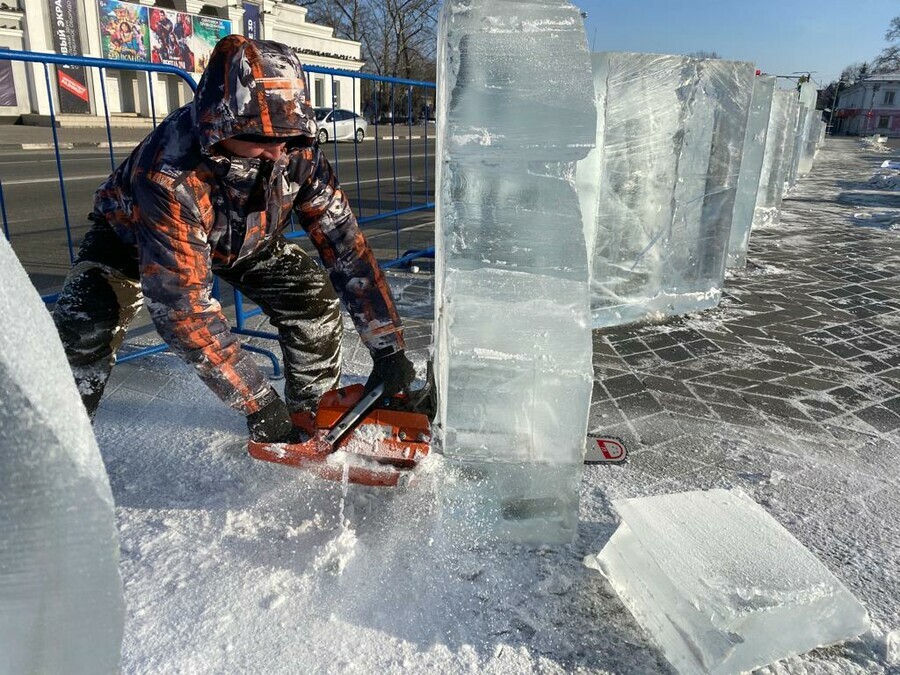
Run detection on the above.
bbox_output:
[377,110,421,126]
[313,108,367,143]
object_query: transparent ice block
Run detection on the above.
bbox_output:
[435,0,596,544]
[0,237,124,674]
[753,89,797,227]
[728,76,776,269]
[585,489,870,675]
[576,52,755,327]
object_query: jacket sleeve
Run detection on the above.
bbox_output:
[292,148,405,355]
[131,171,275,415]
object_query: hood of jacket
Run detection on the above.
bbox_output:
[192,35,317,153]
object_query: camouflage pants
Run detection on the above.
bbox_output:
[53,219,342,419]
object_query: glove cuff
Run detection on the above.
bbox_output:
[246,387,280,416]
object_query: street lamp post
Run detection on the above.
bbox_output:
[828,77,846,135]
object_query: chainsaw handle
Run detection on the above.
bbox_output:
[324,382,386,448]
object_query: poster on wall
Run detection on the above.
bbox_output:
[98,0,149,61]
[193,16,231,74]
[48,0,91,113]
[0,50,17,107]
[242,3,259,41]
[148,8,195,72]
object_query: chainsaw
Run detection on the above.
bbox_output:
[248,363,437,487]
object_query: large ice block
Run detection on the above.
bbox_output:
[576,52,755,327]
[786,83,817,186]
[753,89,797,227]
[0,236,124,673]
[585,489,870,675]
[728,75,776,268]
[435,0,596,544]
[782,94,802,191]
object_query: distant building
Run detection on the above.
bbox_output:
[833,73,900,137]
[0,0,363,123]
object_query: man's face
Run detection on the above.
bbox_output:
[218,136,287,161]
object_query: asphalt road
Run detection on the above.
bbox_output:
[0,137,437,296]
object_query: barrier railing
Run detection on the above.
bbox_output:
[0,49,436,375]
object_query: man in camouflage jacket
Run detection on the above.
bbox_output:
[53,35,416,446]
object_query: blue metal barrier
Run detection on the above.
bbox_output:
[0,49,435,376]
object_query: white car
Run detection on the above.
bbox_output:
[314,108,368,143]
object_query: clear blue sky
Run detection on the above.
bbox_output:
[576,0,897,87]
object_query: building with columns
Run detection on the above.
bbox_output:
[0,0,363,124]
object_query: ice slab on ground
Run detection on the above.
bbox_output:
[585,489,870,675]
[0,237,124,673]
[435,0,595,544]
[576,52,755,327]
[728,75,776,268]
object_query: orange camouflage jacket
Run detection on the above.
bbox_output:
[92,36,404,414]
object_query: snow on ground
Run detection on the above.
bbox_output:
[96,139,900,674]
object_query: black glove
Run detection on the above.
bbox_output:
[247,394,298,443]
[364,348,416,398]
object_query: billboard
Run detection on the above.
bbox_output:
[193,16,231,73]
[0,50,17,107]
[49,0,91,113]
[98,0,149,61]
[149,8,194,72]
[97,0,231,74]
[243,2,259,41]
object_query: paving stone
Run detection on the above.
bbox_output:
[688,383,747,408]
[611,338,650,356]
[615,392,665,421]
[853,405,900,433]
[603,373,647,398]
[708,403,767,427]
[655,345,694,363]
[723,367,785,382]
[780,374,842,391]
[826,386,873,410]
[743,382,806,400]
[652,393,718,420]
[640,375,695,399]
[742,393,812,421]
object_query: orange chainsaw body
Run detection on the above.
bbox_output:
[247,383,432,487]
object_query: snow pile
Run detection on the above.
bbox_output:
[0,236,124,673]
[859,135,892,153]
[852,210,900,229]
[867,160,900,190]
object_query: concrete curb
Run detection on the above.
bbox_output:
[9,136,429,151]
[17,141,137,150]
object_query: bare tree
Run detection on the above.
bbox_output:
[298,0,438,80]
[873,15,900,73]
[687,50,722,59]
[840,61,871,84]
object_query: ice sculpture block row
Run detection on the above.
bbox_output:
[728,76,777,268]
[0,236,124,673]
[435,0,596,544]
[576,52,755,328]
[585,489,870,675]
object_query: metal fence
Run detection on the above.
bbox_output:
[0,49,435,374]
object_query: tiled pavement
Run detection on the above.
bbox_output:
[590,139,900,451]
